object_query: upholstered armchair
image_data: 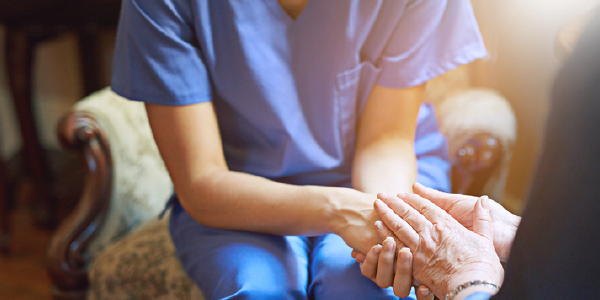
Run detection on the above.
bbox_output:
[47,65,516,300]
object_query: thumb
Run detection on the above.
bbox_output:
[472,196,493,242]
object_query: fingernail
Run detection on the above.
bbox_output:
[373,244,382,254]
[481,196,490,209]
[399,247,411,263]
[374,199,390,210]
[374,221,382,229]
[420,286,430,296]
[383,237,394,252]
[397,192,406,198]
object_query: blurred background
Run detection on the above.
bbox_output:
[470,0,600,212]
[0,0,599,298]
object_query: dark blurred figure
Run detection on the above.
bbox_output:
[494,7,600,299]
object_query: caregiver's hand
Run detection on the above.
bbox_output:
[331,190,382,255]
[359,236,434,300]
[375,192,504,299]
[413,183,520,261]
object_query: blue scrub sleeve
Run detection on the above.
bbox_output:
[111,0,212,106]
[377,0,487,88]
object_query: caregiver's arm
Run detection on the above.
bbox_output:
[145,102,379,254]
[353,84,424,195]
[351,84,427,292]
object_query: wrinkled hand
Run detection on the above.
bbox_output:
[375,192,504,298]
[413,183,520,261]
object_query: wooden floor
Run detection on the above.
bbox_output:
[0,204,53,300]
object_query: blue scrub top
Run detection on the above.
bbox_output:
[112,0,486,187]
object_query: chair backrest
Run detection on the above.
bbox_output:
[74,88,173,259]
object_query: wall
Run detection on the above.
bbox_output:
[0,28,115,160]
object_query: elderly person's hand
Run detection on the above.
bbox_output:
[375,192,504,299]
[412,183,520,261]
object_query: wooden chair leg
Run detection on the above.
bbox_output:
[5,27,57,228]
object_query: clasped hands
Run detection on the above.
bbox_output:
[351,183,519,299]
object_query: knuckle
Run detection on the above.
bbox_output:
[404,209,420,222]
[475,213,492,223]
[419,202,435,215]
[382,209,398,221]
[390,220,404,233]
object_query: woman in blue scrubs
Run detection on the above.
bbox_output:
[111,0,486,299]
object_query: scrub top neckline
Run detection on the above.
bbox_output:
[268,0,314,24]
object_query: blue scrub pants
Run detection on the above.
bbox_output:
[168,102,450,300]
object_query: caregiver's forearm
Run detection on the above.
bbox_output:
[352,138,417,195]
[176,168,367,237]
[352,84,423,195]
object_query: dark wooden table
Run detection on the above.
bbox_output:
[0,0,121,253]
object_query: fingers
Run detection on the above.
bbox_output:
[376,237,396,288]
[374,220,392,241]
[416,285,434,300]
[351,249,367,264]
[472,196,494,242]
[393,247,413,298]
[378,193,431,233]
[413,182,476,211]
[375,221,405,249]
[374,198,420,250]
[360,245,382,280]
[396,192,447,225]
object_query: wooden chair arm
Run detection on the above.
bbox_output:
[47,112,112,300]
[451,132,503,196]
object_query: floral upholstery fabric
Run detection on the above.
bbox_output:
[88,216,205,300]
[80,75,515,299]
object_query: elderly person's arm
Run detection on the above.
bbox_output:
[374,192,504,299]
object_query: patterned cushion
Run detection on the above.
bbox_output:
[88,216,205,300]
